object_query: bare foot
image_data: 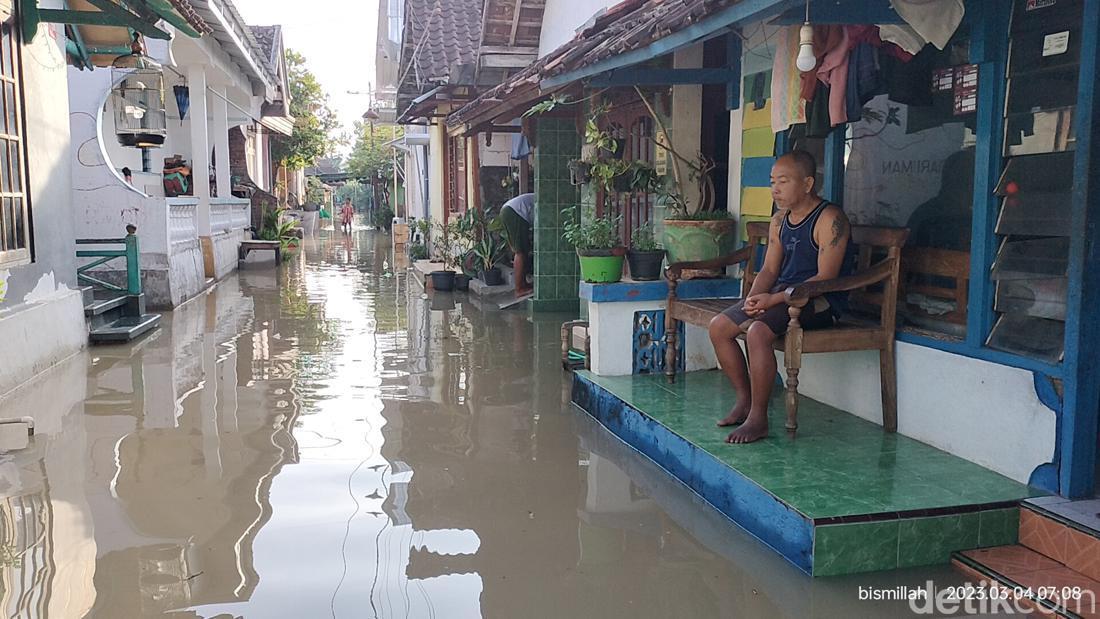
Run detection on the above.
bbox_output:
[725,416,769,444]
[717,401,750,427]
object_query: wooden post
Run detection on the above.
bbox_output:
[784,305,803,432]
[879,249,901,432]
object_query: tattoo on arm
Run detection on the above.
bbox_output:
[829,216,848,248]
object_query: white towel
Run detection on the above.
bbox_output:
[889,0,965,50]
[878,24,928,54]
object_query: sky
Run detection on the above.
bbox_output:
[232,0,379,157]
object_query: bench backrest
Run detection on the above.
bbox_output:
[742,220,909,326]
[900,246,970,326]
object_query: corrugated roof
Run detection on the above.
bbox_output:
[397,0,484,98]
[167,0,215,35]
[448,0,746,131]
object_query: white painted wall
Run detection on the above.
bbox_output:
[0,16,86,397]
[429,119,447,225]
[787,344,1056,485]
[538,0,620,57]
[480,132,512,167]
[588,300,716,376]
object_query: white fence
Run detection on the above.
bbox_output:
[211,198,251,234]
[168,198,198,246]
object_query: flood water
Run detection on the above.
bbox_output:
[0,230,996,618]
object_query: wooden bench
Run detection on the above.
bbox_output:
[238,239,281,263]
[664,221,909,433]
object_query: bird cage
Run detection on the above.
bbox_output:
[111,49,167,148]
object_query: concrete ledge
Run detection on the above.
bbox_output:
[580,277,742,303]
[0,289,86,398]
[571,370,1038,576]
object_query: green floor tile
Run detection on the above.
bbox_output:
[578,370,1041,520]
[897,513,981,568]
[814,520,900,576]
[978,507,1020,547]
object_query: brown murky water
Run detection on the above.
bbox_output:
[0,231,993,618]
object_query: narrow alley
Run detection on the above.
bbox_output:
[0,231,984,618]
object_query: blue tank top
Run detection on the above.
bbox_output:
[776,200,853,315]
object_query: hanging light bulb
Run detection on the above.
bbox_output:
[795,0,816,73]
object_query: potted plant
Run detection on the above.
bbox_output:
[631,87,736,274]
[627,223,665,281]
[562,207,624,284]
[472,236,506,285]
[429,220,458,291]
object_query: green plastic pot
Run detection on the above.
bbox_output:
[663,219,737,269]
[577,249,625,283]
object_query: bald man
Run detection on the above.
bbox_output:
[708,150,852,444]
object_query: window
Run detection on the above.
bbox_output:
[985,0,1083,363]
[0,17,27,268]
[842,34,976,339]
[387,0,404,45]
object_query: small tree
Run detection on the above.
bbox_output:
[271,50,341,171]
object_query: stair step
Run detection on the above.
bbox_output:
[1021,502,1100,581]
[79,286,94,306]
[953,546,1100,618]
[89,314,161,344]
[84,294,128,317]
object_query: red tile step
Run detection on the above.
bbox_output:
[952,503,1100,618]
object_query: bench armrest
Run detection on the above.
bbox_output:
[783,257,896,301]
[666,245,754,281]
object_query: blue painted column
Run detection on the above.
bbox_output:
[965,0,1010,349]
[1060,0,1100,498]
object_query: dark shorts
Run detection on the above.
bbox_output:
[721,287,838,335]
[501,206,533,255]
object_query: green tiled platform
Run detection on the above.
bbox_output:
[572,370,1043,576]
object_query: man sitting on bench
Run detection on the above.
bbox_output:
[709,150,852,444]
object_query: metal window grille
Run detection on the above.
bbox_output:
[0,17,28,268]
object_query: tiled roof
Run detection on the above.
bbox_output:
[249,25,281,72]
[448,0,744,130]
[398,0,484,97]
[167,0,214,35]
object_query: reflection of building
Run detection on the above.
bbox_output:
[81,278,302,616]
[0,354,96,618]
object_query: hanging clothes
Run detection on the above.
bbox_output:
[799,25,846,102]
[771,25,808,133]
[888,0,965,50]
[878,24,928,55]
[816,26,851,126]
[510,133,532,159]
[804,84,832,138]
[846,43,882,122]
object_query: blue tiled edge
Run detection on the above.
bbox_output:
[580,278,743,303]
[571,371,815,573]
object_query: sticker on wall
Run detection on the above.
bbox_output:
[1042,31,1070,57]
[0,269,8,304]
[654,130,669,176]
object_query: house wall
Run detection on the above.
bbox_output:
[0,19,86,398]
[537,0,619,57]
[429,118,447,225]
[671,45,704,214]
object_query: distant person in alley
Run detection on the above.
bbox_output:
[501,193,535,296]
[708,151,852,444]
[340,198,354,234]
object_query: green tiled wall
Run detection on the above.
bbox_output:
[813,507,1020,576]
[532,117,581,313]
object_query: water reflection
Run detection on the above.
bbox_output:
[0,231,983,618]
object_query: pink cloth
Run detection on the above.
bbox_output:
[816,27,851,126]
